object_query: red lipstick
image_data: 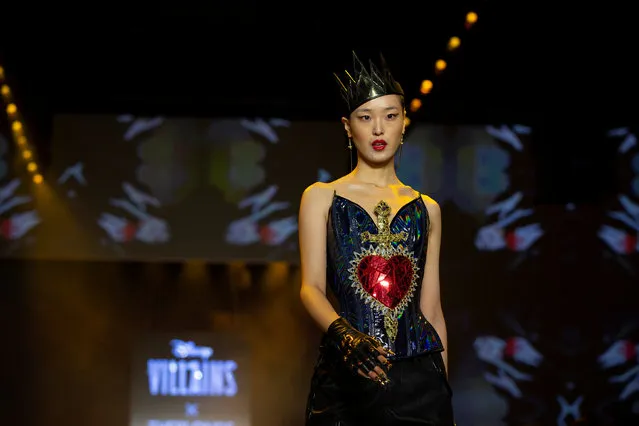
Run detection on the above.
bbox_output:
[372,139,387,151]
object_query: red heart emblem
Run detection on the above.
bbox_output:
[356,255,414,309]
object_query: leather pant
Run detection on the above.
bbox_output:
[305,346,455,426]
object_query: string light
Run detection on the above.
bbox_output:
[0,63,42,183]
[447,36,461,51]
[420,80,433,94]
[465,12,478,29]
[6,103,17,117]
[410,98,422,112]
[407,9,481,119]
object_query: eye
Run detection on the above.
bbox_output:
[387,113,398,119]
[359,115,371,121]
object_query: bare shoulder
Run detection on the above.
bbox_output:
[420,194,441,222]
[300,181,335,213]
[302,181,335,200]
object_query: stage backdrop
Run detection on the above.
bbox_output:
[0,114,536,263]
[1,119,639,425]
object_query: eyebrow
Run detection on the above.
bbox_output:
[356,106,399,113]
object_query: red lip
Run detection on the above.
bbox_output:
[372,139,387,151]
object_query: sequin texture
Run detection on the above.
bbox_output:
[356,254,413,308]
[326,193,444,359]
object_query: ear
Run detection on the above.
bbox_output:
[341,116,352,138]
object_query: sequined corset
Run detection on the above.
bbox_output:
[325,193,444,359]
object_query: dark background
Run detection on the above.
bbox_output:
[1,3,639,425]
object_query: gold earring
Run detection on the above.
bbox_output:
[348,137,352,149]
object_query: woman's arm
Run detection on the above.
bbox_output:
[419,196,449,375]
[298,183,391,385]
[298,183,340,332]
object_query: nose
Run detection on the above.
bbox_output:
[373,118,384,136]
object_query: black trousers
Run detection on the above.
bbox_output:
[305,348,455,426]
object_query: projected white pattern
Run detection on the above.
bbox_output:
[599,127,639,275]
[474,124,543,255]
[0,133,40,250]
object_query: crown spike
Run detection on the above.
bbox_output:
[351,51,366,76]
[334,72,347,92]
[333,50,404,115]
[379,52,389,68]
[368,59,383,81]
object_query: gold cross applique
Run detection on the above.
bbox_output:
[361,200,407,251]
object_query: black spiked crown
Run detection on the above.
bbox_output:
[334,51,405,115]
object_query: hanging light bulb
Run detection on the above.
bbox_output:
[6,103,17,117]
[465,11,478,29]
[420,80,433,94]
[448,36,461,51]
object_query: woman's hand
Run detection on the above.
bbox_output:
[327,317,393,386]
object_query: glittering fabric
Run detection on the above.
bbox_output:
[326,193,444,359]
[304,193,453,425]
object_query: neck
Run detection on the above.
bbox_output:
[350,160,400,188]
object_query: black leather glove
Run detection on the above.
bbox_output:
[327,317,391,386]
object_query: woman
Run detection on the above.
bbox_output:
[298,51,455,425]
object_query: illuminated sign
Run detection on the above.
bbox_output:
[147,340,238,397]
[130,333,250,426]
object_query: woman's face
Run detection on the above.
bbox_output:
[342,94,405,166]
